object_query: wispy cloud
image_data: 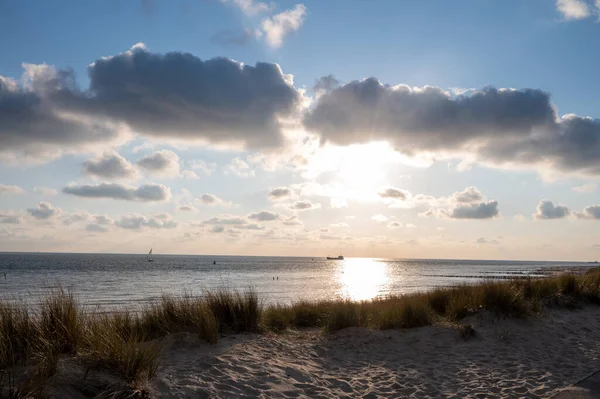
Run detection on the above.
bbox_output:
[261,4,307,48]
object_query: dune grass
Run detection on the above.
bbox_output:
[0,268,599,392]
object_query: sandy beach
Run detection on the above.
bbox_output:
[110,306,600,398]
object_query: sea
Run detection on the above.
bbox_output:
[0,253,591,311]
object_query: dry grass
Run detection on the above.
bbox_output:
[0,269,599,392]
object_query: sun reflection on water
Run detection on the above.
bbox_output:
[337,258,390,301]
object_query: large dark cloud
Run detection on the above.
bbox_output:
[305,77,600,176]
[65,45,301,148]
[0,69,119,160]
[62,183,171,202]
[0,46,302,162]
[534,200,570,220]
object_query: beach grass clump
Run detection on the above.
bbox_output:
[205,289,260,334]
[372,296,432,330]
[289,301,330,328]
[325,301,365,332]
[83,323,160,385]
[263,305,294,332]
[38,287,83,355]
[478,282,527,318]
[445,286,478,321]
[139,294,219,343]
[558,274,581,296]
[0,302,35,370]
[425,288,453,316]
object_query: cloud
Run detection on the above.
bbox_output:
[199,193,232,207]
[27,202,60,220]
[116,213,178,230]
[83,151,137,179]
[62,212,90,226]
[188,160,217,175]
[220,0,272,15]
[313,75,340,94]
[534,200,570,220]
[421,200,499,219]
[182,170,199,180]
[85,215,114,233]
[137,150,181,177]
[234,223,265,230]
[86,223,110,233]
[371,214,389,222]
[476,237,499,245]
[388,221,402,228]
[330,198,348,209]
[0,184,24,195]
[290,200,320,210]
[330,222,349,228]
[451,186,483,203]
[0,212,22,224]
[261,4,307,48]
[209,225,225,233]
[204,215,247,225]
[178,205,196,212]
[304,78,600,177]
[225,157,255,177]
[76,46,301,149]
[282,215,302,226]
[268,186,293,200]
[575,204,600,220]
[555,0,591,20]
[34,187,57,196]
[210,29,261,46]
[248,210,279,221]
[0,46,302,162]
[63,183,171,202]
[378,187,409,200]
[572,183,597,193]
[447,201,499,219]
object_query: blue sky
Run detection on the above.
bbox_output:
[1,0,599,260]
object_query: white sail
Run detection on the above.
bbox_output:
[147,248,153,261]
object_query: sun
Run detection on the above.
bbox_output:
[336,142,399,200]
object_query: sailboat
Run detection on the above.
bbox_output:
[147,248,154,262]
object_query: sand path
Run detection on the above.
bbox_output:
[154,307,600,398]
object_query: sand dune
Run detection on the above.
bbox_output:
[151,306,600,398]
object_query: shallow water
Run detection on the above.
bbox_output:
[0,253,589,310]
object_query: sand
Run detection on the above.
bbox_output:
[150,306,600,399]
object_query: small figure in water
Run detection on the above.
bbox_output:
[272,277,274,280]
[277,277,279,280]
[213,261,216,265]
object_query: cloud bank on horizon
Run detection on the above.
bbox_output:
[0,0,599,260]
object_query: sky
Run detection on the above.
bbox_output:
[1,0,600,260]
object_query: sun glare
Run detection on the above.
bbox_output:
[337,258,390,301]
